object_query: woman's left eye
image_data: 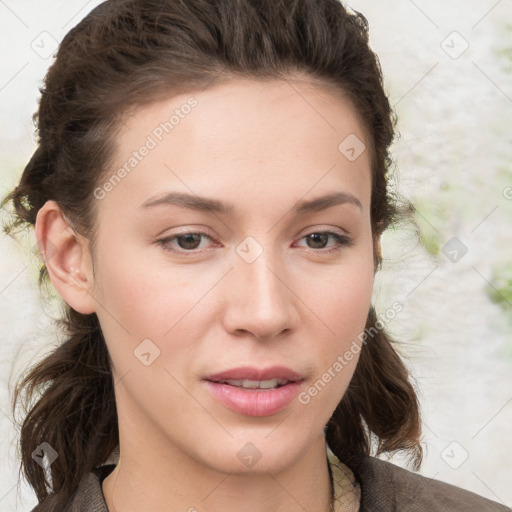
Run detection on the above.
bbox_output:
[295,231,353,252]
[156,230,353,254]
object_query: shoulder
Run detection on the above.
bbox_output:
[28,464,114,512]
[348,455,510,512]
[67,464,115,512]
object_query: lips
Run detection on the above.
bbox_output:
[204,365,303,383]
[203,366,304,416]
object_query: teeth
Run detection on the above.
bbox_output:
[222,378,288,389]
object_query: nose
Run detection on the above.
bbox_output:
[221,249,299,341]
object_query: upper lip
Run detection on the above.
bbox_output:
[204,366,303,382]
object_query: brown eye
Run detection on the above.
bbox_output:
[297,231,353,252]
[306,233,329,249]
[156,231,214,254]
[175,233,202,250]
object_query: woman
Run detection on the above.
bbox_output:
[3,0,509,511]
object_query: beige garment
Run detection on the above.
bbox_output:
[327,444,361,511]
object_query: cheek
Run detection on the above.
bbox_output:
[327,272,372,320]
[91,253,220,385]
[300,256,374,339]
[298,254,374,401]
[93,248,203,337]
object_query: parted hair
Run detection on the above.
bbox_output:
[2,0,422,510]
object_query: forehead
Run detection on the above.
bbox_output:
[100,77,372,217]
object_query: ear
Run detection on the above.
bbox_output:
[35,200,97,314]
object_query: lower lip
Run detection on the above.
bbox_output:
[203,380,302,417]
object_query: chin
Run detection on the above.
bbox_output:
[192,430,313,476]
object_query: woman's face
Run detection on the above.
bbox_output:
[88,77,375,474]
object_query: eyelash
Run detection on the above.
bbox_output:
[155,230,353,255]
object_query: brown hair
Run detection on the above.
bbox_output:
[2,0,421,509]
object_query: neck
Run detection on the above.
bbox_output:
[102,425,334,512]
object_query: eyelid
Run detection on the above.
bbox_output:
[298,224,351,239]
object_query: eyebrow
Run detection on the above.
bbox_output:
[140,190,362,215]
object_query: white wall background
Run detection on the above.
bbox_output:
[1,1,511,510]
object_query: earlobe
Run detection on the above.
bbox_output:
[35,200,97,314]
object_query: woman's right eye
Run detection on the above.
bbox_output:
[156,231,215,254]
